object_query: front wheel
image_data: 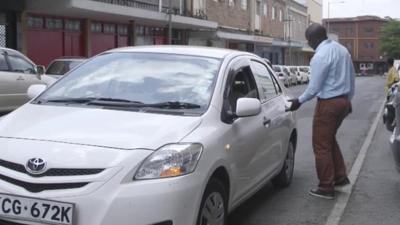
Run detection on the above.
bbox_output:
[272,142,295,188]
[196,178,228,225]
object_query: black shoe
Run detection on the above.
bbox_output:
[335,177,350,187]
[308,188,335,200]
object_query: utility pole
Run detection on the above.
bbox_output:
[285,0,293,65]
[168,0,172,44]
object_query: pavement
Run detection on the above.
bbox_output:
[229,75,400,225]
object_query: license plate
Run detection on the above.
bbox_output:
[0,193,74,225]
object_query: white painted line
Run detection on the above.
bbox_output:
[324,100,386,225]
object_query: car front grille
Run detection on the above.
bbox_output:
[0,158,104,177]
[0,173,88,193]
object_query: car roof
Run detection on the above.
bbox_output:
[106,45,248,59]
[50,58,86,62]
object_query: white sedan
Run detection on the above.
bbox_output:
[0,46,297,225]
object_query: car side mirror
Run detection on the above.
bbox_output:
[236,98,261,117]
[35,65,45,79]
[27,84,46,99]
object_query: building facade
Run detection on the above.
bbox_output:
[306,0,322,24]
[4,0,320,66]
[324,16,388,74]
[283,0,312,65]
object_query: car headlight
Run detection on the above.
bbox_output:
[135,143,203,180]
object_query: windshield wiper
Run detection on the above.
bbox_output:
[44,97,96,104]
[146,101,201,109]
[43,97,143,105]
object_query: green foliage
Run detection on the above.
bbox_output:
[380,20,400,58]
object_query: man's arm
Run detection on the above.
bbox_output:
[298,57,330,104]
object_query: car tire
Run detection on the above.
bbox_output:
[196,178,228,225]
[272,142,295,188]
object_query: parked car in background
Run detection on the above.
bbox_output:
[390,89,400,172]
[284,65,297,86]
[273,65,290,87]
[46,57,86,79]
[299,66,310,83]
[290,66,308,84]
[0,46,297,225]
[0,47,52,112]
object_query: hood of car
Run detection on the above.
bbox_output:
[0,104,202,150]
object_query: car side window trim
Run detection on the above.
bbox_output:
[0,52,10,72]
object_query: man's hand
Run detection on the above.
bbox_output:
[286,98,301,112]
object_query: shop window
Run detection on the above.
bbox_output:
[65,20,81,31]
[27,16,44,29]
[135,26,145,36]
[118,25,128,36]
[45,18,63,29]
[104,24,116,34]
[91,22,102,33]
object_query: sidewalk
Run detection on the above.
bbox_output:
[339,122,400,225]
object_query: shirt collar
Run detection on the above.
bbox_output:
[315,39,331,53]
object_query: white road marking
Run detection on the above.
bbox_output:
[325,100,386,225]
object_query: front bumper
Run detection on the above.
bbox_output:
[0,174,203,225]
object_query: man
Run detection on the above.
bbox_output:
[386,58,399,93]
[287,24,355,199]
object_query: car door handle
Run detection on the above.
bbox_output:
[263,117,271,126]
[16,76,25,81]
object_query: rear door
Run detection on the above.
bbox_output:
[6,51,44,106]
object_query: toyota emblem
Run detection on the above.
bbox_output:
[26,158,47,175]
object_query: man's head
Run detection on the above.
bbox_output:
[387,58,394,67]
[305,24,328,50]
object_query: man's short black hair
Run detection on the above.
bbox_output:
[388,58,394,66]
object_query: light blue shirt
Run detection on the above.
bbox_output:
[299,39,355,104]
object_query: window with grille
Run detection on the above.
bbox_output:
[0,25,5,47]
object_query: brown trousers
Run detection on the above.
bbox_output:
[313,96,351,191]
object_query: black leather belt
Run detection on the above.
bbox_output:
[318,94,348,101]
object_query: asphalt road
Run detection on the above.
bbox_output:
[229,76,399,225]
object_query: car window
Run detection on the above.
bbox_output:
[46,61,82,75]
[7,54,35,74]
[266,66,282,93]
[227,66,259,112]
[250,61,278,101]
[0,53,9,71]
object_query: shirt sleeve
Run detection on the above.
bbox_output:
[298,56,330,104]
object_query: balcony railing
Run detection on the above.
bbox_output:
[93,0,180,14]
[92,0,208,20]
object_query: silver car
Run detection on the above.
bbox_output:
[0,47,47,112]
[0,46,297,225]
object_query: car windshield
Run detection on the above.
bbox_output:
[46,60,83,75]
[273,66,281,72]
[38,52,221,115]
[290,68,297,73]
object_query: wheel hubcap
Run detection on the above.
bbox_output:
[199,192,225,225]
